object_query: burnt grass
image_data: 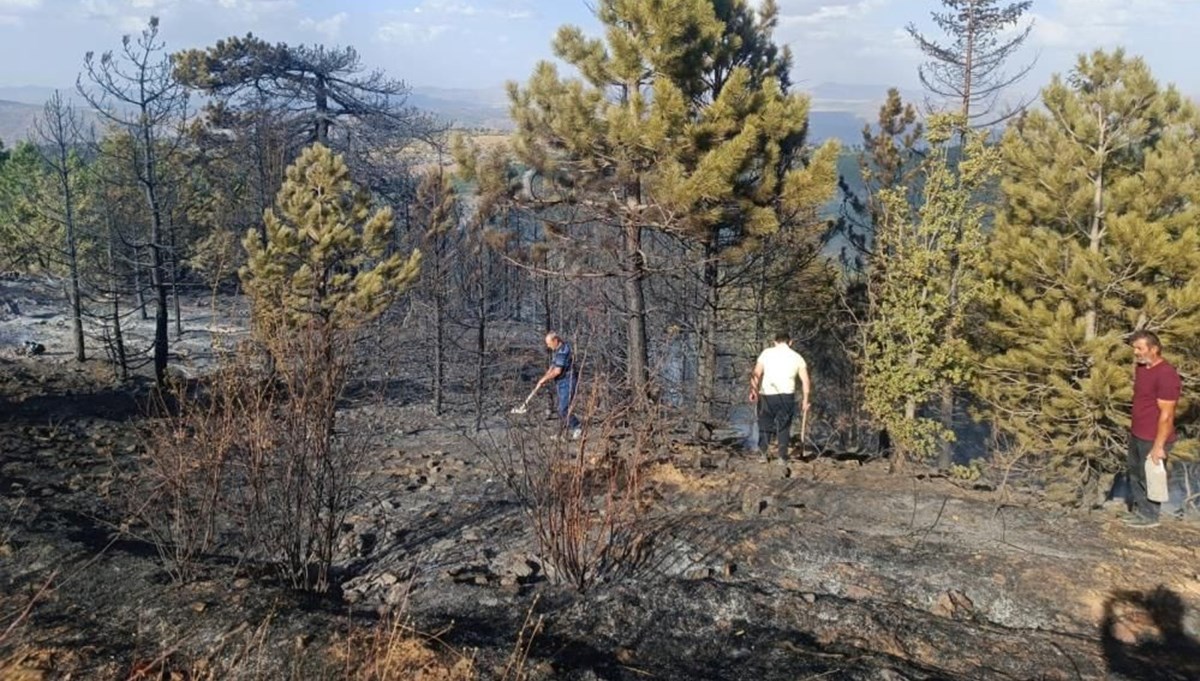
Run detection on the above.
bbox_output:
[3,355,1200,680]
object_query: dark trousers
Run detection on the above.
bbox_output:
[757,393,796,460]
[556,377,580,430]
[1127,436,1171,520]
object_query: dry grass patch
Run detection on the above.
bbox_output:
[330,616,475,681]
[645,461,726,492]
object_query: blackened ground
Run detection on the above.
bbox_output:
[2,351,1200,680]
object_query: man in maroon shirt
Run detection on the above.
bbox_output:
[1126,330,1182,527]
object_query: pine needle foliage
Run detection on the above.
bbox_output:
[975,50,1200,499]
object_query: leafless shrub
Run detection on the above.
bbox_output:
[482,368,670,591]
[132,318,376,591]
[134,359,260,583]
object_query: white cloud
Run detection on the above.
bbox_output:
[76,0,167,33]
[1028,0,1186,51]
[212,0,293,17]
[777,0,890,28]
[420,0,478,16]
[376,21,450,44]
[299,11,346,40]
[414,0,532,21]
[0,0,37,24]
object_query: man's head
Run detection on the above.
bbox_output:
[1130,330,1163,365]
[773,331,791,346]
[545,331,562,351]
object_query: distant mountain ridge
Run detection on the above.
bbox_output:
[405,83,892,144]
[0,99,42,146]
[0,82,911,147]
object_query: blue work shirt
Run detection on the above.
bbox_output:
[552,341,575,382]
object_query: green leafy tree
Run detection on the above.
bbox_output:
[908,0,1036,464]
[0,142,44,271]
[863,114,999,464]
[975,50,1200,500]
[832,90,925,449]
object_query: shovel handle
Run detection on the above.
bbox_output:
[800,407,808,456]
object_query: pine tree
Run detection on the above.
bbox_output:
[907,0,1035,466]
[907,0,1035,127]
[501,0,837,400]
[78,17,188,385]
[32,91,91,362]
[413,168,459,415]
[174,35,436,154]
[503,0,723,395]
[835,88,924,367]
[0,142,44,271]
[238,143,421,590]
[241,143,421,336]
[976,50,1200,499]
[863,114,999,464]
[650,0,840,429]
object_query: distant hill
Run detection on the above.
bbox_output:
[406,85,511,130]
[406,85,876,143]
[0,99,40,145]
[809,111,867,146]
[0,88,97,146]
[0,82,905,148]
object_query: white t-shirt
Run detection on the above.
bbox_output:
[756,344,806,396]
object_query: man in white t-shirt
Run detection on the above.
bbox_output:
[749,331,811,463]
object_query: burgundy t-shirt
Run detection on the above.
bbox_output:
[1131,360,1182,442]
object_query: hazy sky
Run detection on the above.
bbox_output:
[1,0,1198,100]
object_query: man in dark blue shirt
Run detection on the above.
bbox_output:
[534,331,582,438]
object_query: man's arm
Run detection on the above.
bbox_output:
[749,360,764,402]
[798,364,811,412]
[1150,398,1177,463]
[536,365,562,391]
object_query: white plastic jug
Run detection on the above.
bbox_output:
[1145,457,1169,503]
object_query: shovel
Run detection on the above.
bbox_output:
[510,386,540,414]
[799,405,809,459]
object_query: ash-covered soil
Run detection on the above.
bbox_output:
[2,281,1200,680]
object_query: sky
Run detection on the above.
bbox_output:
[1,0,1199,101]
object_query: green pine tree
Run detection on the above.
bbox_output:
[863,114,999,464]
[495,0,837,401]
[503,0,727,395]
[650,0,840,427]
[241,143,421,337]
[237,143,421,590]
[0,142,46,271]
[975,50,1200,500]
